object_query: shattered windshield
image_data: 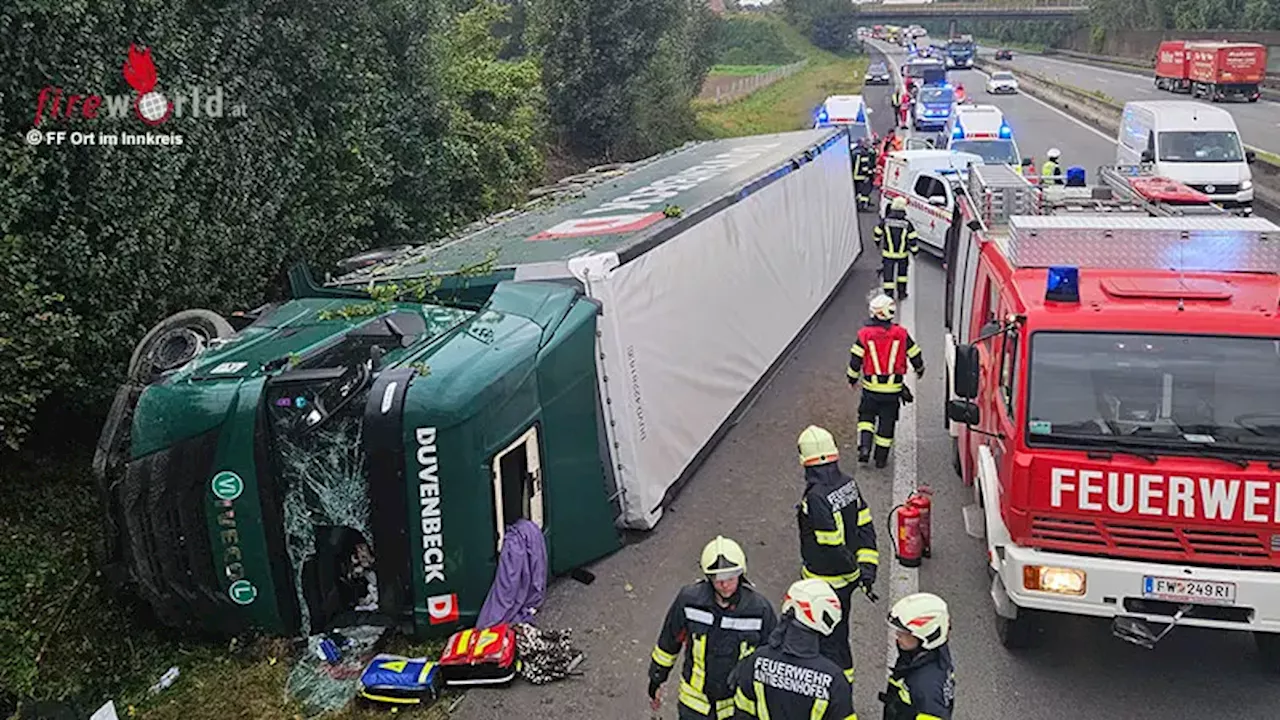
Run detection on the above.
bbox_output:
[1026,332,1280,455]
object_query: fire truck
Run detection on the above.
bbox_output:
[941,162,1280,667]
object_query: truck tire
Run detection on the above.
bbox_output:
[1255,633,1280,674]
[995,608,1036,650]
[127,309,234,384]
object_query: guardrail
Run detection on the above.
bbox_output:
[701,60,809,105]
[975,55,1280,211]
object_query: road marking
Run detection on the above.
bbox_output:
[971,67,1117,145]
[886,259,920,669]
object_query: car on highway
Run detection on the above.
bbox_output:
[913,84,957,131]
[864,62,892,85]
[947,104,1027,169]
[994,48,1014,60]
[985,71,1019,94]
[814,94,873,145]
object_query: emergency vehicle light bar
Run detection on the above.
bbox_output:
[1001,215,1280,274]
[1045,266,1079,303]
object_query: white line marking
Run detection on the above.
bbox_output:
[971,67,1116,144]
[886,259,920,668]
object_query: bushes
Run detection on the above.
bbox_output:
[0,0,545,452]
[711,16,802,65]
[781,0,859,54]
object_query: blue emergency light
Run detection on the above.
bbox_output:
[856,106,866,123]
[999,122,1012,139]
[951,123,964,139]
[1045,266,1079,303]
[816,107,829,124]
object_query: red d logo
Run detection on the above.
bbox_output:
[427,593,459,625]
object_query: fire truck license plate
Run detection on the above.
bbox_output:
[1142,576,1237,605]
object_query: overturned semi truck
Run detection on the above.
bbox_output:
[93,127,863,640]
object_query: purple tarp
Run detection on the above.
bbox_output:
[476,519,548,628]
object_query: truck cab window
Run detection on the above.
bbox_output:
[491,425,545,553]
[1001,328,1019,415]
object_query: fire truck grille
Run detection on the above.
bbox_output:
[1029,515,1277,568]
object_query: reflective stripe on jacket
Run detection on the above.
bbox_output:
[797,463,878,584]
[848,319,923,394]
[729,618,858,720]
[872,210,919,259]
[881,645,956,720]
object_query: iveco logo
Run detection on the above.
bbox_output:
[1205,185,1216,194]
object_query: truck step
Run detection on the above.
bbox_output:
[962,504,985,540]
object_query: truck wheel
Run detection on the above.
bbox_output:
[127,309,234,384]
[995,609,1036,650]
[1254,633,1280,674]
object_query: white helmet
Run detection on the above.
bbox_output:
[888,592,950,650]
[782,578,842,636]
[870,293,896,321]
[1047,147,1061,160]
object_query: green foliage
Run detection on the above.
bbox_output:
[710,16,802,66]
[531,0,716,161]
[781,0,860,54]
[0,0,544,452]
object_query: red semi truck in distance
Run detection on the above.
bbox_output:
[1154,40,1266,102]
[942,163,1280,668]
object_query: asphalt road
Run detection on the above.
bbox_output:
[452,45,1280,720]
[976,45,1280,156]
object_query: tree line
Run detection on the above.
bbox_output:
[0,0,719,454]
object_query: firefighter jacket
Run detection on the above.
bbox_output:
[729,616,857,720]
[1041,159,1063,185]
[797,462,879,589]
[848,319,925,395]
[650,579,779,718]
[853,147,873,181]
[880,644,956,720]
[872,209,919,259]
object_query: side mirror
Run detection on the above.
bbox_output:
[954,343,980,398]
[1246,150,1256,164]
[947,399,981,426]
[929,195,947,206]
[1140,150,1155,163]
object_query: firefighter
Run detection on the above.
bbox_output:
[848,294,925,469]
[795,425,879,683]
[872,196,919,300]
[853,137,876,211]
[880,592,957,720]
[1041,147,1064,185]
[727,578,857,720]
[897,86,912,128]
[649,535,779,719]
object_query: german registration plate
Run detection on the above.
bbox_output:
[1142,576,1237,605]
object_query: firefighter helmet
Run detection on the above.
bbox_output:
[888,592,950,650]
[891,196,908,211]
[870,293,896,321]
[700,535,746,580]
[782,578,842,636]
[797,425,839,467]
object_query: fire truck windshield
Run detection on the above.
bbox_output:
[1025,332,1280,453]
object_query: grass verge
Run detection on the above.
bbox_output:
[696,21,869,137]
[709,64,784,76]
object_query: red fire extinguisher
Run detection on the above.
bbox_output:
[908,486,933,559]
[890,501,923,568]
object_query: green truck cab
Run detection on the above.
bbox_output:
[93,128,862,640]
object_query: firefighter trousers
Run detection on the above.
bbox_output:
[677,696,734,719]
[858,390,901,467]
[817,581,859,684]
[855,177,873,209]
[881,255,910,299]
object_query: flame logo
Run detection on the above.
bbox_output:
[122,44,158,94]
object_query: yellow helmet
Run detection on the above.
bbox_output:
[891,196,908,211]
[782,578,842,636]
[700,535,747,580]
[797,425,839,467]
[888,592,951,650]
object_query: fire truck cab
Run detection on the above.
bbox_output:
[942,163,1280,667]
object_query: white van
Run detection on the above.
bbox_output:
[878,149,984,255]
[1116,101,1256,212]
[815,94,873,145]
[945,105,1025,169]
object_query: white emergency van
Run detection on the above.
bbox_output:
[877,149,983,256]
[1116,100,1256,212]
[945,105,1025,169]
[815,95,873,145]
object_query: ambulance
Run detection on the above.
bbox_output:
[876,149,983,256]
[945,105,1027,170]
[942,162,1280,669]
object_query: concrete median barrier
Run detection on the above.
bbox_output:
[975,56,1280,211]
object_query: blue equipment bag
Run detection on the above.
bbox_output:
[357,654,444,706]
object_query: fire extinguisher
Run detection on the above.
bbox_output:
[909,486,933,559]
[890,501,923,568]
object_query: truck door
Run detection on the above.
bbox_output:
[908,172,953,251]
[491,424,545,552]
[975,290,1021,482]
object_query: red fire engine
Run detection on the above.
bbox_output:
[942,162,1280,667]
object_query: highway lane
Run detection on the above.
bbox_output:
[872,41,1280,719]
[976,45,1280,156]
[452,73,912,720]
